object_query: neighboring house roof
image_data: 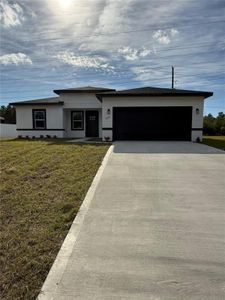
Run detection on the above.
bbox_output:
[54,86,116,95]
[10,97,64,106]
[96,86,213,100]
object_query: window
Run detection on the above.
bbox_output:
[33,109,46,129]
[71,111,84,130]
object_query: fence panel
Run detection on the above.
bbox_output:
[0,124,17,139]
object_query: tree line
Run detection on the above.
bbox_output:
[0,105,16,124]
[203,112,225,136]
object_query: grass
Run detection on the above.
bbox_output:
[0,139,109,300]
[202,136,225,151]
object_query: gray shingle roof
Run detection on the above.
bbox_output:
[10,97,63,106]
[54,86,115,95]
[96,86,213,100]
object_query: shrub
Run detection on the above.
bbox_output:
[104,136,110,142]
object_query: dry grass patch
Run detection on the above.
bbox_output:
[0,139,109,299]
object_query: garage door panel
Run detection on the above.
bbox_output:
[113,107,192,141]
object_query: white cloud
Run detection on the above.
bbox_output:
[0,53,32,65]
[170,28,179,37]
[118,47,139,61]
[94,0,134,34]
[139,48,151,57]
[118,47,151,61]
[153,30,171,44]
[153,28,179,45]
[0,0,25,28]
[55,51,114,71]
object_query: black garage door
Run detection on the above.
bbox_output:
[113,106,192,141]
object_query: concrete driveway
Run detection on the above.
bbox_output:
[39,142,225,300]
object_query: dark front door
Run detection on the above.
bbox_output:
[86,110,99,137]
[113,106,192,141]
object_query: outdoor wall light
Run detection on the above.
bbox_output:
[196,108,200,115]
[107,108,111,115]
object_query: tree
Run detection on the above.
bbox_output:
[203,112,225,136]
[0,105,16,124]
[215,112,225,135]
[203,113,216,135]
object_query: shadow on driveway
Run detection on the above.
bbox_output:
[113,141,224,154]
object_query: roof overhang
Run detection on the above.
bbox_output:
[54,89,116,95]
[96,91,213,101]
[9,101,64,106]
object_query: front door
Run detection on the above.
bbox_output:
[85,110,99,137]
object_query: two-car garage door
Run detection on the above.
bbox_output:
[113,106,192,141]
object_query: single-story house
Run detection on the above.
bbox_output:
[10,86,213,141]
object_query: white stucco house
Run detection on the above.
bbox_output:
[10,86,213,141]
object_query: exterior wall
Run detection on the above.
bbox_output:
[60,93,102,109]
[61,93,102,138]
[101,96,205,142]
[0,124,17,139]
[192,130,203,141]
[16,105,64,138]
[17,130,64,138]
[64,109,102,138]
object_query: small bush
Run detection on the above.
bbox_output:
[104,136,110,142]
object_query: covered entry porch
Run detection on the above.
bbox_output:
[63,109,102,139]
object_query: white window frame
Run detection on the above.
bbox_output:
[71,111,84,130]
[33,109,46,130]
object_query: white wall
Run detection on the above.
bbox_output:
[15,93,102,138]
[16,130,64,138]
[0,124,17,139]
[61,93,102,109]
[59,92,102,138]
[16,105,64,138]
[101,96,205,141]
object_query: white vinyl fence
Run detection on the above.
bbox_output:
[0,124,17,139]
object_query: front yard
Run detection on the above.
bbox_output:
[202,135,225,151]
[0,139,109,300]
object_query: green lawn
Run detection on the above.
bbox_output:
[0,139,109,300]
[202,136,225,151]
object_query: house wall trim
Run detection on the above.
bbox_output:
[17,128,65,131]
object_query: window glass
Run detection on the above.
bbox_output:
[73,112,83,121]
[72,111,83,130]
[34,111,45,120]
[33,110,46,129]
[35,120,45,128]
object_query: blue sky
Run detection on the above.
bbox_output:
[0,0,224,116]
